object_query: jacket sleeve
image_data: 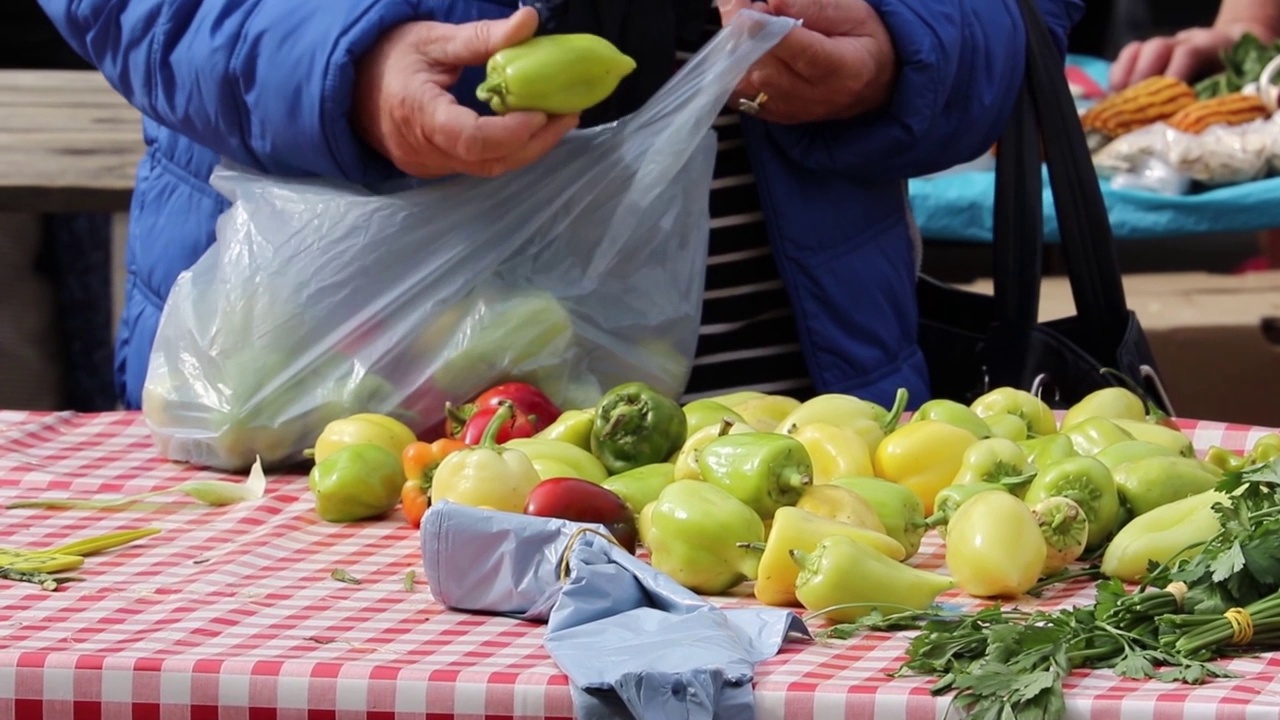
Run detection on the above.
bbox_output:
[34,0,451,185]
[757,0,1085,181]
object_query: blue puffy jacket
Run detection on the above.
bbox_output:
[38,0,1082,411]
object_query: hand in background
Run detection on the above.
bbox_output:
[1108,27,1242,91]
[353,7,579,178]
[718,0,897,124]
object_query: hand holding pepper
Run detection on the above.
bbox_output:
[716,0,897,124]
[352,7,579,179]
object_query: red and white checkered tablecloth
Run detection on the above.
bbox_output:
[3,410,1280,720]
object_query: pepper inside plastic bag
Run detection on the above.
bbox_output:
[421,501,810,720]
[142,10,799,471]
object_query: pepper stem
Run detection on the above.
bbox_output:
[923,510,947,528]
[780,471,812,493]
[881,388,910,432]
[717,418,737,437]
[788,548,812,568]
[445,402,474,437]
[736,541,767,552]
[479,401,514,449]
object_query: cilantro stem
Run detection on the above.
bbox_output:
[1027,566,1104,595]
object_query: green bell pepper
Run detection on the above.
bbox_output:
[533,408,595,451]
[970,387,1057,437]
[638,479,764,595]
[681,399,749,440]
[308,443,404,523]
[697,432,813,520]
[1111,419,1195,458]
[1111,455,1221,516]
[1019,433,1078,469]
[951,437,1036,493]
[984,413,1029,442]
[601,462,676,517]
[1100,491,1228,582]
[590,382,687,475]
[476,34,637,115]
[1023,456,1121,549]
[1205,445,1248,473]
[1093,439,1178,472]
[911,399,992,439]
[790,535,954,622]
[1059,387,1148,430]
[1060,416,1136,456]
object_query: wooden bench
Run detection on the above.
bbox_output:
[0,69,143,214]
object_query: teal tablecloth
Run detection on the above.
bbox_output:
[907,55,1280,243]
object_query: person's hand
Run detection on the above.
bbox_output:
[352,7,580,178]
[1108,27,1243,91]
[717,0,896,124]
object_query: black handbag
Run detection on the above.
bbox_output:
[916,0,1175,416]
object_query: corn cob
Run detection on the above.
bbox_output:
[1165,92,1271,134]
[1080,76,1197,139]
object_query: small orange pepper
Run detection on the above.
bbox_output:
[400,438,467,528]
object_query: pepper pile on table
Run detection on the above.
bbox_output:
[295,377,1272,625]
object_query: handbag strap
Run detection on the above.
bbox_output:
[988,0,1132,368]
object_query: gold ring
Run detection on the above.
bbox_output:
[736,92,769,116]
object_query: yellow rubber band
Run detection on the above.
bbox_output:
[1165,581,1189,611]
[558,526,623,583]
[1225,607,1254,646]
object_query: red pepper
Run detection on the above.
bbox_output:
[400,438,468,528]
[458,404,538,445]
[444,381,562,437]
[524,477,638,554]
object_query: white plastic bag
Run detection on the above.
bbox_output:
[142,11,797,471]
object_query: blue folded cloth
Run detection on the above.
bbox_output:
[421,501,810,720]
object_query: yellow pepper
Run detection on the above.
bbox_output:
[792,535,955,622]
[785,422,873,484]
[310,413,417,464]
[794,484,887,534]
[970,387,1057,437]
[747,505,905,607]
[777,389,908,456]
[502,438,608,484]
[431,403,541,513]
[728,394,802,433]
[1100,491,1227,582]
[873,420,979,516]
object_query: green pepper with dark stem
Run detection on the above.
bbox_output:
[951,438,1036,494]
[476,33,637,115]
[911,399,992,439]
[600,462,675,517]
[697,432,813,520]
[1060,416,1135,456]
[828,476,927,561]
[1111,455,1220,516]
[1019,433,1078,469]
[591,382,687,475]
[1023,456,1121,549]
[924,482,1010,534]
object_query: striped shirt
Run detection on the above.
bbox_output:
[678,5,815,403]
